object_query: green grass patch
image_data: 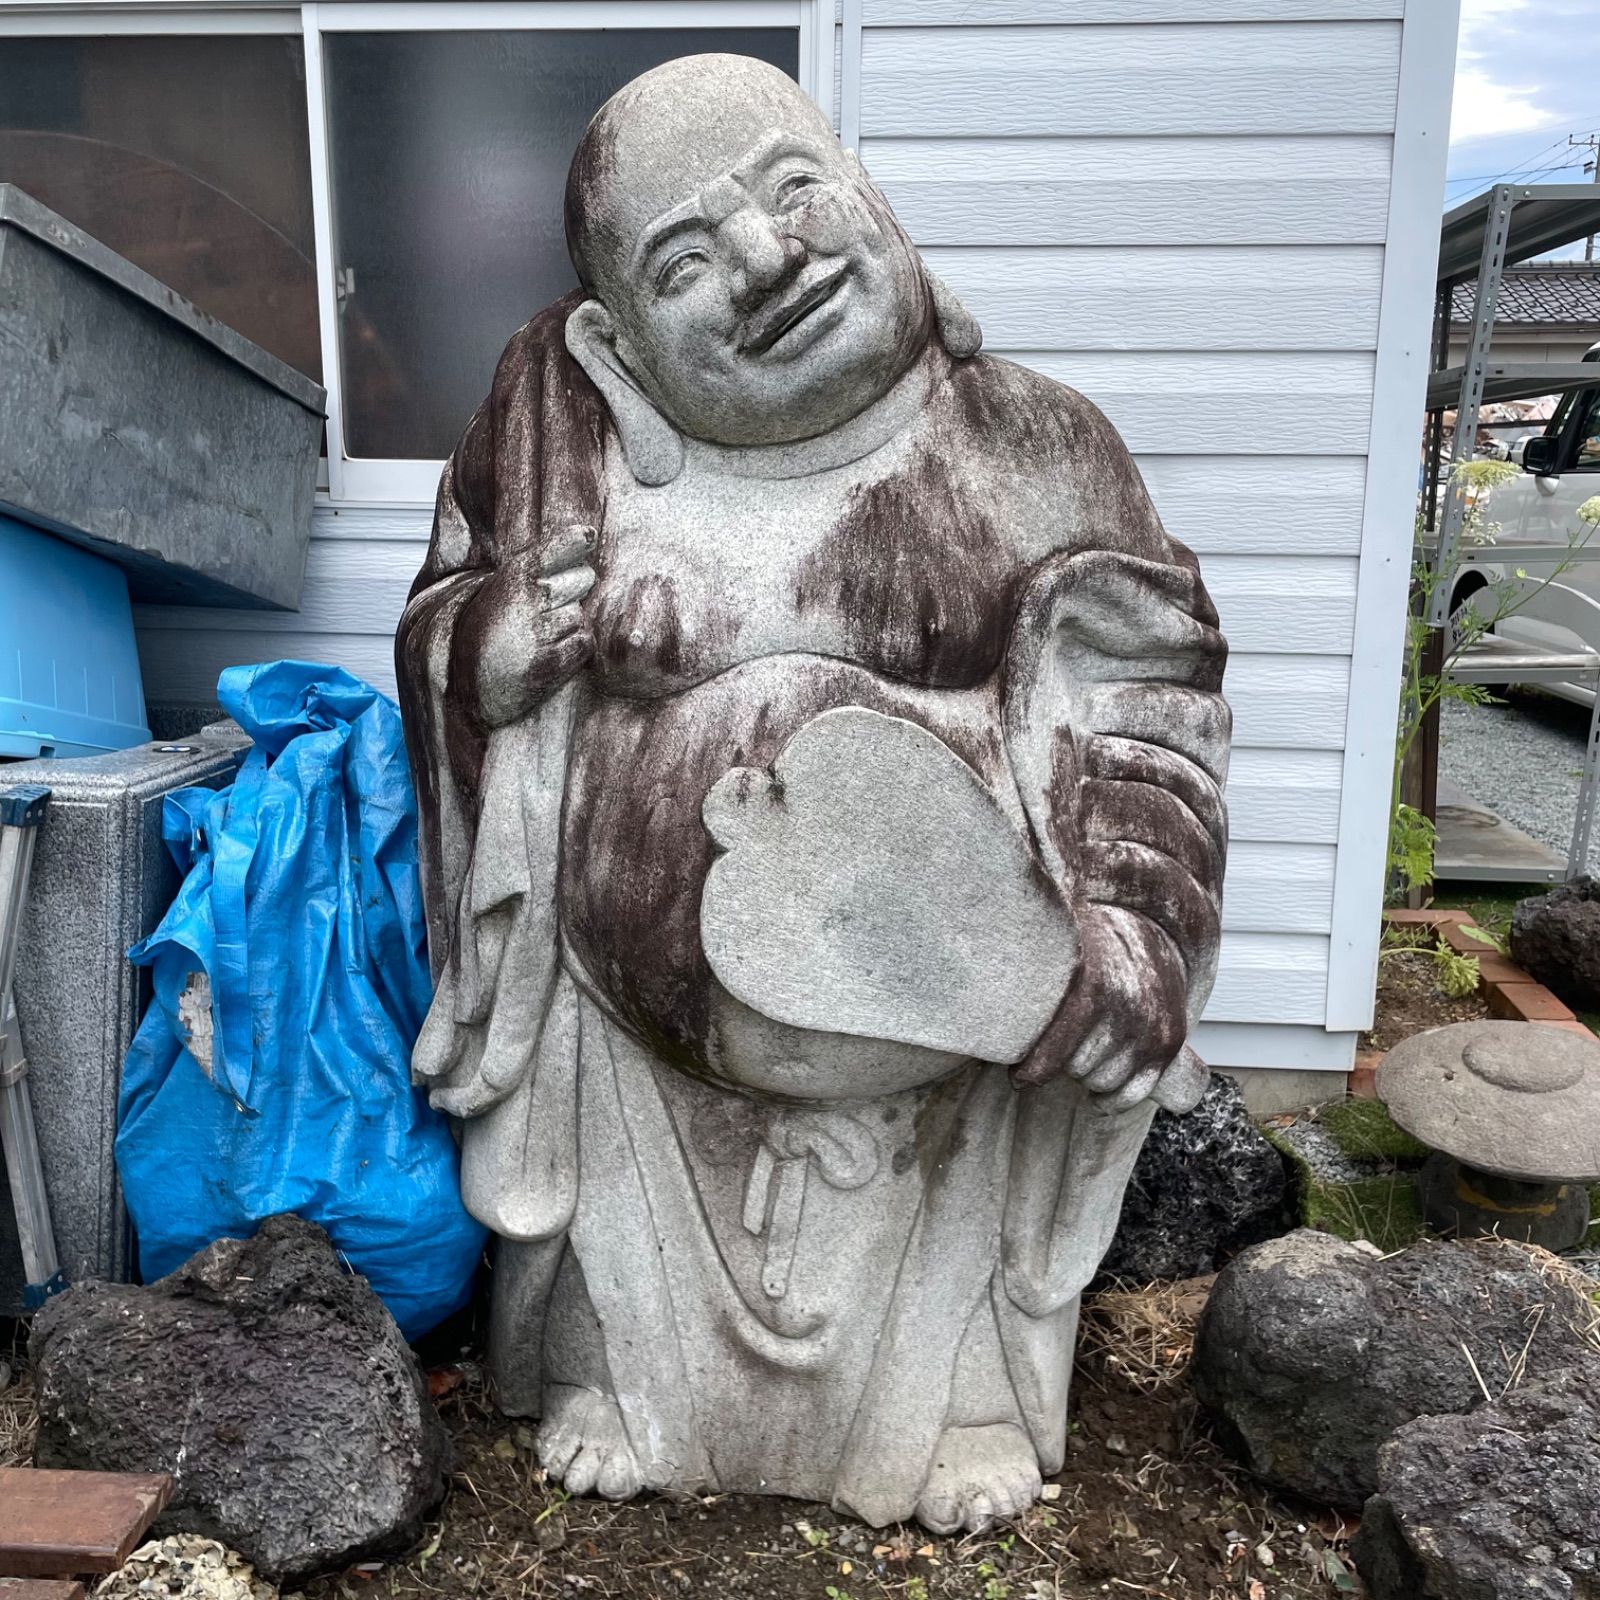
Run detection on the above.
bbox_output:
[1304,1174,1427,1255]
[1430,882,1548,942]
[1316,1099,1430,1165]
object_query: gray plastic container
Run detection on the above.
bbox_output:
[0,730,251,1313]
[0,185,324,610]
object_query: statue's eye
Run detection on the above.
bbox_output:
[775,173,821,210]
[657,250,708,293]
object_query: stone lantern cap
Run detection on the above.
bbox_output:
[1377,1020,1600,1183]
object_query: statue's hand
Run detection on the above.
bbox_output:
[1014,904,1192,1106]
[453,525,597,727]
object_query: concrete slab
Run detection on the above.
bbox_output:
[1435,777,1567,883]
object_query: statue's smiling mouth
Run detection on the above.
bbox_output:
[740,264,850,357]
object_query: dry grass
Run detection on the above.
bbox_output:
[1480,1236,1600,1357]
[0,1368,37,1468]
[1075,1275,1214,1395]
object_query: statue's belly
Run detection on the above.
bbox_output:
[559,653,1016,1099]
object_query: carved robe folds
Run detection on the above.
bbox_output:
[396,292,1229,1528]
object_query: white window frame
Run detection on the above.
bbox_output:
[0,0,832,503]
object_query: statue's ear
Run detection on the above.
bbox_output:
[565,300,684,486]
[925,268,982,359]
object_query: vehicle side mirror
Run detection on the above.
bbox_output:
[1522,435,1561,476]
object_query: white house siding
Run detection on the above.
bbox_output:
[135,0,1459,1073]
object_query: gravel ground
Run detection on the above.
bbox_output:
[1441,689,1600,873]
[1272,1119,1372,1186]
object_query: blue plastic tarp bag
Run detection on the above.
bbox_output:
[116,661,485,1340]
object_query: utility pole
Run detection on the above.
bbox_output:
[1571,134,1600,261]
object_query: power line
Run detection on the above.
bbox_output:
[1444,126,1600,190]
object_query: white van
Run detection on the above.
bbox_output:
[1453,342,1600,703]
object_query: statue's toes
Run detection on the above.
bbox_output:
[596,1448,643,1501]
[535,1383,643,1502]
[913,1486,963,1538]
[914,1423,1042,1536]
[564,1441,605,1496]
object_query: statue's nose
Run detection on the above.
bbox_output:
[726,213,805,309]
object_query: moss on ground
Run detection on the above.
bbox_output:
[1316,1098,1430,1165]
[1305,1174,1427,1254]
[1262,1118,1428,1254]
[1264,1099,1600,1256]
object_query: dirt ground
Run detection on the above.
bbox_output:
[287,1320,1360,1600]
[1358,945,1490,1053]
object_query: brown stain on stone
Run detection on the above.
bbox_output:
[795,442,1012,690]
[560,659,1009,1078]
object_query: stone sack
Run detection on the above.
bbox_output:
[1099,1072,1288,1283]
[1190,1229,1597,1508]
[30,1215,450,1585]
[1352,1367,1600,1600]
[1510,876,1600,1011]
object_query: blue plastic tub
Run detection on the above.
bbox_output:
[0,512,152,758]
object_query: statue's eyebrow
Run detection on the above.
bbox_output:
[635,205,712,275]
[730,131,822,187]
[632,132,830,275]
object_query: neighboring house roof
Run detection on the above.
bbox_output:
[1450,261,1600,329]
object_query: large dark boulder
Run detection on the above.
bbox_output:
[30,1214,450,1585]
[1352,1368,1600,1600]
[1510,876,1600,1010]
[1099,1072,1289,1282]
[1191,1229,1597,1509]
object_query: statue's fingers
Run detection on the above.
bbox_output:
[1082,778,1222,885]
[536,599,590,643]
[528,630,593,690]
[542,525,597,573]
[1082,683,1231,786]
[1085,736,1228,854]
[1099,1061,1166,1112]
[1055,551,1225,659]
[537,564,597,611]
[1084,840,1221,962]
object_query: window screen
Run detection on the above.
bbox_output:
[324,28,800,460]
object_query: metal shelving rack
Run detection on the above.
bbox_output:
[1421,182,1600,884]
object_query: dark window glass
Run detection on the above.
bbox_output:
[0,35,320,380]
[325,29,799,460]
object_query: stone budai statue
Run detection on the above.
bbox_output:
[396,53,1230,1535]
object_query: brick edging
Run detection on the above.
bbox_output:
[1355,910,1594,1098]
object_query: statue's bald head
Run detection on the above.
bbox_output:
[560,52,946,453]
[565,54,835,297]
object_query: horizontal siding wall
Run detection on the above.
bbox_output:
[857,1,1401,1035]
[137,0,1416,1059]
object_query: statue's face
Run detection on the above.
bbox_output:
[584,125,932,447]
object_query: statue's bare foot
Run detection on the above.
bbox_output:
[915,1423,1043,1536]
[536,1383,643,1501]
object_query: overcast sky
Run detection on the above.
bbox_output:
[1444,0,1600,221]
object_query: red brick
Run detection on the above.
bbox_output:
[1472,952,1527,986]
[1439,921,1496,956]
[1485,983,1576,1023]
[1349,1050,1383,1100]
[1383,909,1450,927]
